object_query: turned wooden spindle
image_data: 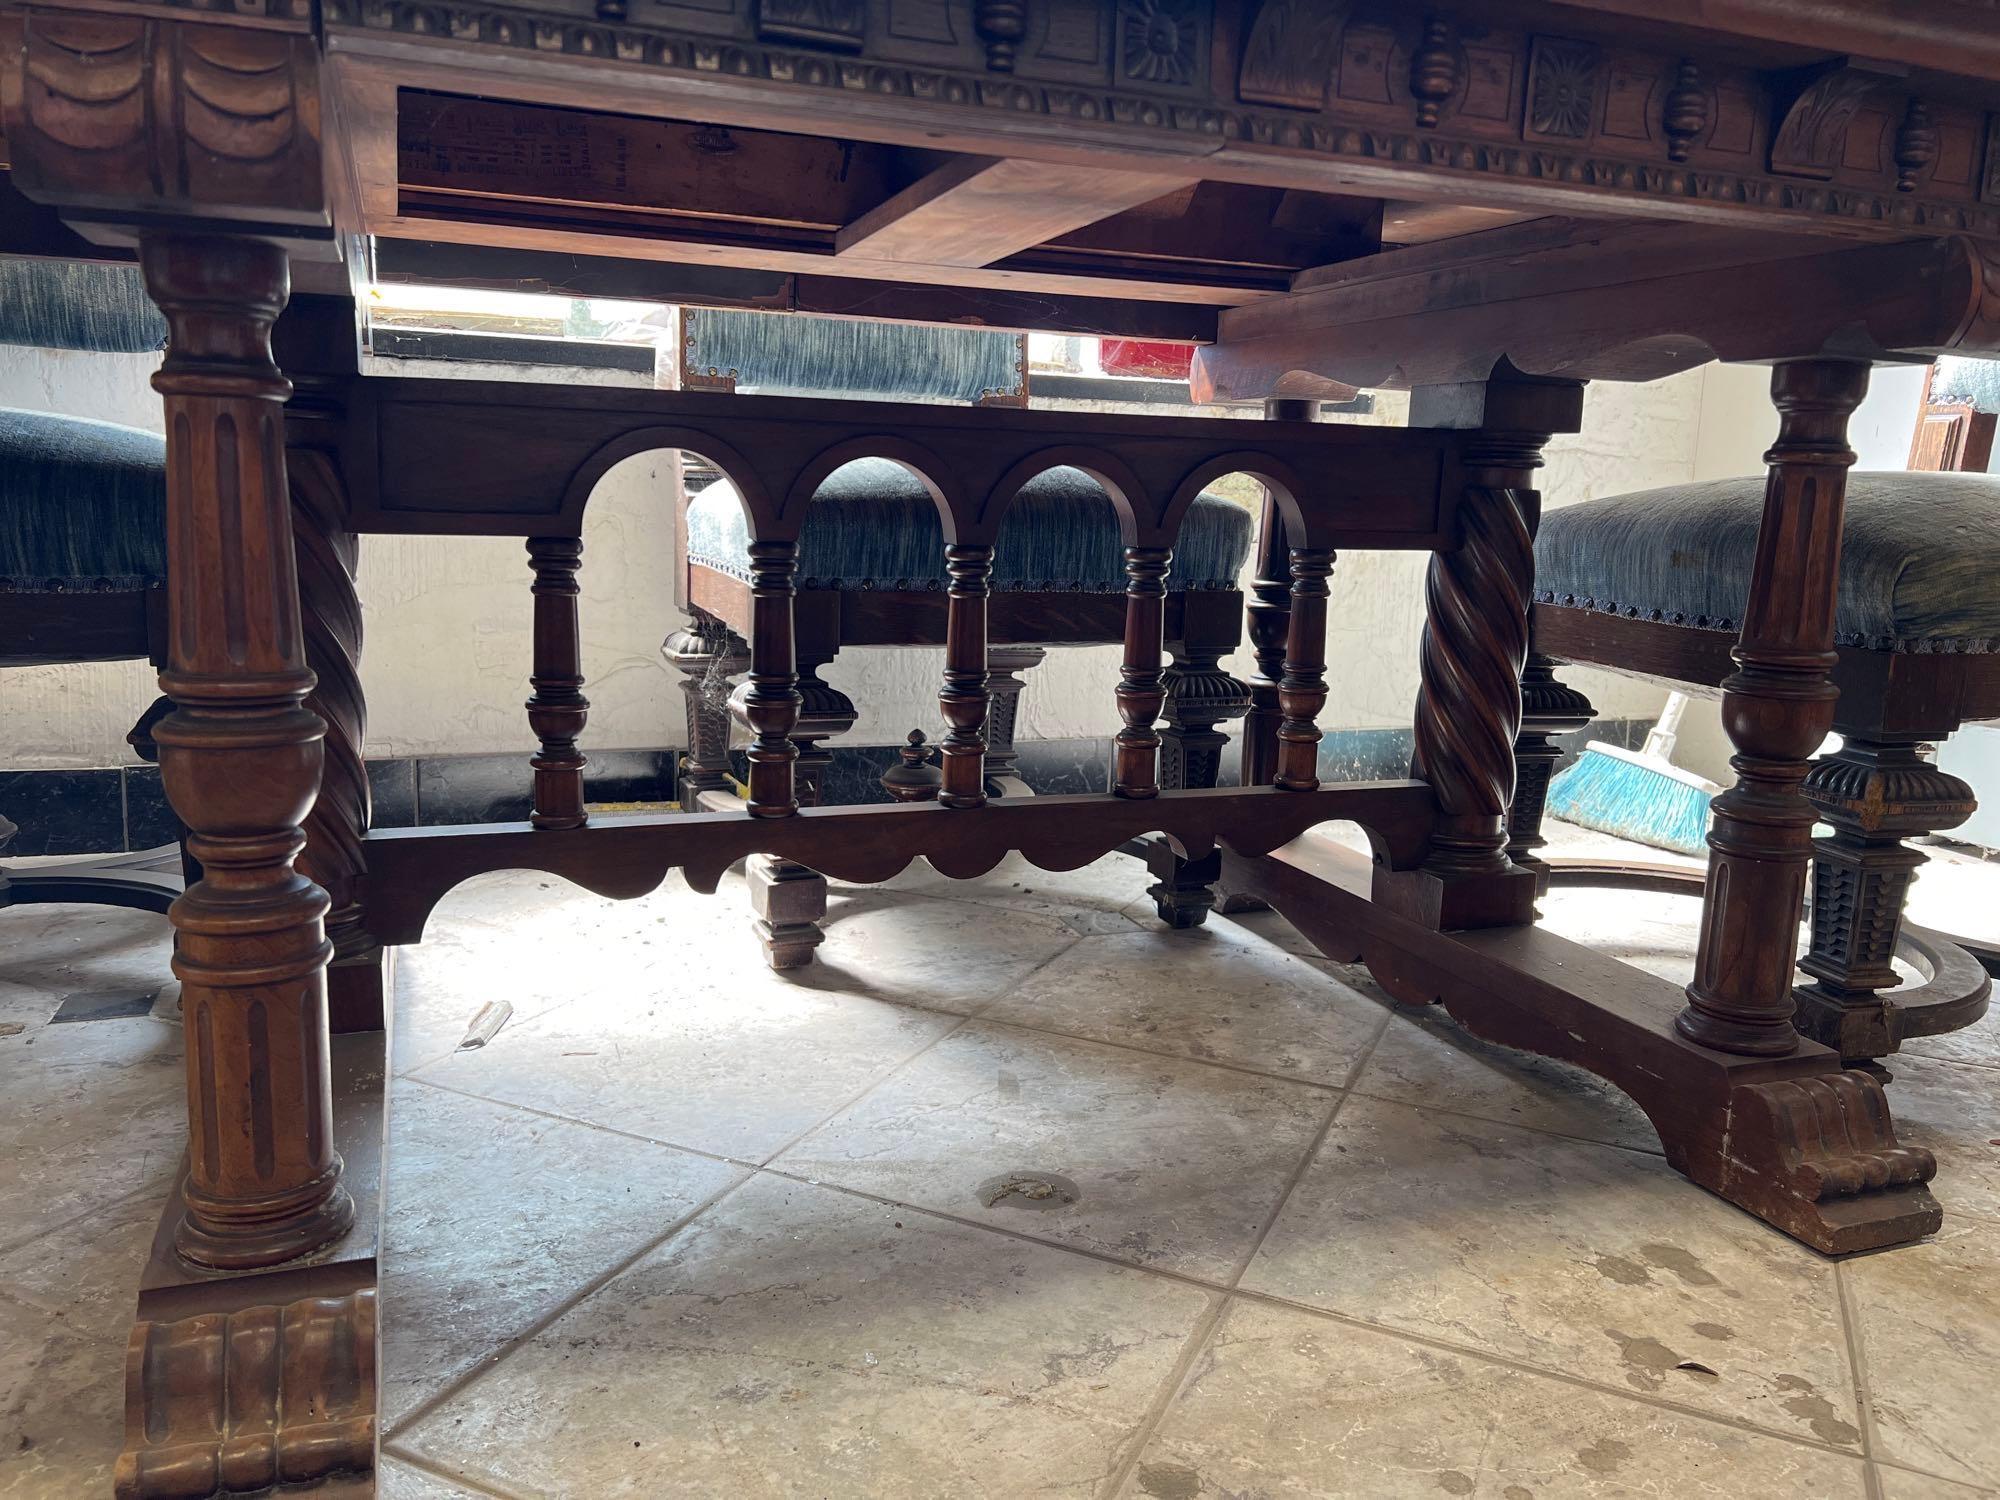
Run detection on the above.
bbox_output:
[1679,358,1871,1056]
[939,542,995,809]
[1242,399,1312,786]
[1241,495,1292,787]
[1115,545,1172,798]
[1274,549,1335,791]
[742,539,803,818]
[140,233,353,1270]
[526,536,589,831]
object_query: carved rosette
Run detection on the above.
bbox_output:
[115,1290,376,1500]
[1412,487,1535,875]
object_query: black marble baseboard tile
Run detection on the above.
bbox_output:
[123,765,179,849]
[0,769,125,856]
[368,759,419,829]
[411,748,677,827]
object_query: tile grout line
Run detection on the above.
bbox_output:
[0,1177,181,1263]
[753,1138,1882,1466]
[395,1073,763,1172]
[1093,1293,1231,1500]
[384,940,1096,1456]
[1090,1016,1396,1500]
[381,1169,756,1445]
[1834,1256,1887,1493]
[379,1443,531,1500]
[1222,1007,1394,1289]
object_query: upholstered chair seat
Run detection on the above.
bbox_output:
[687,457,1254,593]
[0,409,168,595]
[1535,471,2000,653]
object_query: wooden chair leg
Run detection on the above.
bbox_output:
[663,611,749,814]
[983,643,1045,797]
[1796,735,1977,1066]
[1507,653,1594,890]
[1679,359,1870,1057]
[1147,636,1251,928]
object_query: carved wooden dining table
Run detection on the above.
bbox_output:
[7,0,2000,1493]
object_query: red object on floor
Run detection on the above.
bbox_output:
[1098,339,1194,380]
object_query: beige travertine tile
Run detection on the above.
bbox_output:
[399,1175,1213,1499]
[410,972,959,1162]
[0,1189,170,1499]
[1124,1298,1868,1499]
[979,921,1388,1083]
[380,1455,505,1498]
[0,1015,185,1254]
[381,1080,746,1425]
[1243,1096,1861,1450]
[1873,1056,2000,1221]
[1872,1466,2000,1498]
[847,849,1153,933]
[1357,1009,1662,1155]
[1845,1218,2000,1490]
[0,902,172,1026]
[762,885,1086,1008]
[775,1021,1333,1281]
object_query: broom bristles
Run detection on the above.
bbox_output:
[1544,742,1715,857]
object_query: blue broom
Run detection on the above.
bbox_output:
[1543,692,1717,857]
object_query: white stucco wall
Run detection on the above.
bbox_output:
[4,345,1720,771]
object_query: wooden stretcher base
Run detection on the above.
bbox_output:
[1218,839,1944,1255]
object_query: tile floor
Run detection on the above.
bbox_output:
[4,830,2000,1499]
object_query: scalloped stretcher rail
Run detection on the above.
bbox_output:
[359,781,1436,944]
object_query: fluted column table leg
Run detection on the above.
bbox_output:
[141,233,352,1270]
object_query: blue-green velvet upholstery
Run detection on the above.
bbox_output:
[0,409,168,594]
[1536,472,2000,653]
[683,307,1020,403]
[1932,356,2000,415]
[688,458,1252,592]
[0,260,166,354]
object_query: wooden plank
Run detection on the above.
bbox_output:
[1195,233,1993,396]
[834,155,1187,268]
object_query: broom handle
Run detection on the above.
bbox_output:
[1642,692,1690,763]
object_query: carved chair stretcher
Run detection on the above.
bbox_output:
[12,1,2000,1493]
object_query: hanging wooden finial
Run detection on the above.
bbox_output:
[1895,97,1939,193]
[1409,18,1460,129]
[975,0,1027,72]
[1662,60,1708,164]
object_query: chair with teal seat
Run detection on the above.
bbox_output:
[0,257,182,914]
[1521,469,2000,1073]
[664,309,1254,968]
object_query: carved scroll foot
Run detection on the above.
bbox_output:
[115,1289,377,1500]
[1698,1073,1940,1254]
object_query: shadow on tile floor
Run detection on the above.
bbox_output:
[6,829,2000,1499]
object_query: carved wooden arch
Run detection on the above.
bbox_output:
[557,424,780,538]
[779,433,968,540]
[1167,450,1317,551]
[983,444,1151,546]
